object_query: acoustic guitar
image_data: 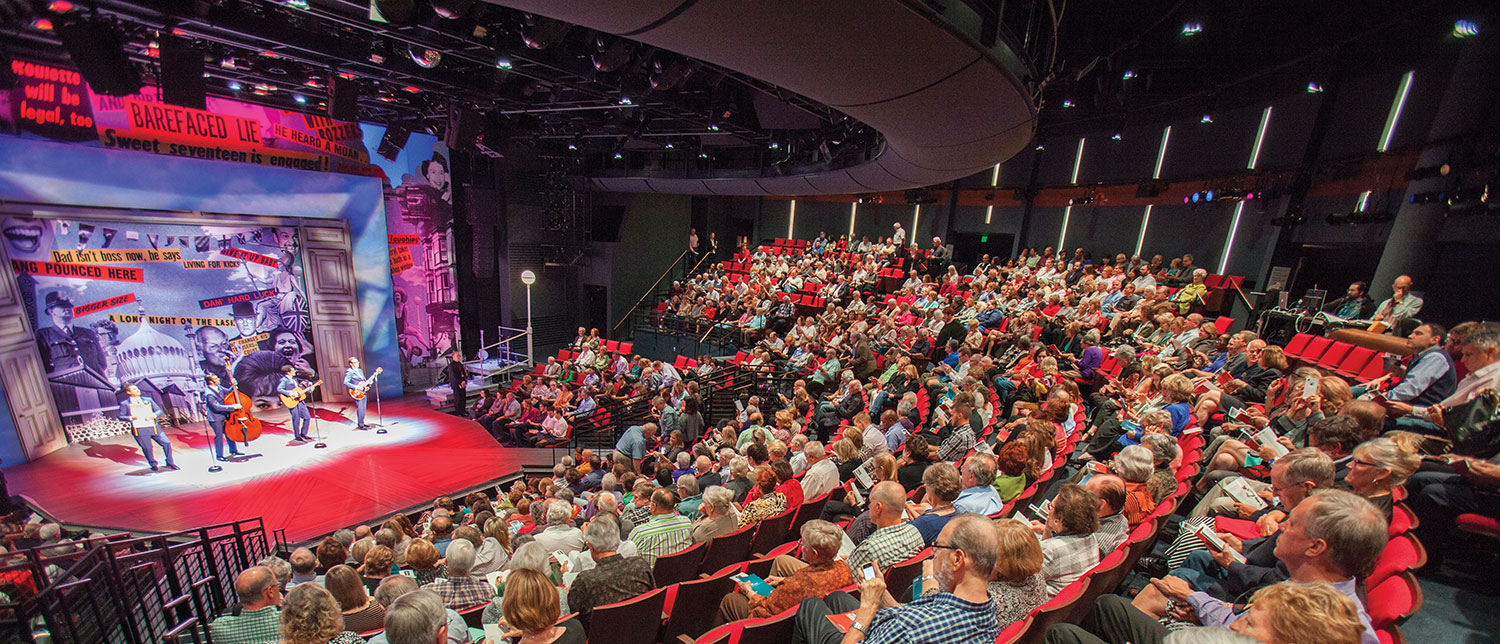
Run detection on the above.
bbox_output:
[281,379,322,409]
[349,367,384,400]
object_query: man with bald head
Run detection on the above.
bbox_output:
[1085,474,1130,555]
[286,547,320,587]
[847,481,925,572]
[1372,274,1423,331]
[210,566,282,644]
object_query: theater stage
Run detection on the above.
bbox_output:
[3,396,554,544]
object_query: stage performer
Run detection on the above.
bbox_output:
[278,365,312,441]
[118,385,176,471]
[203,375,243,461]
[344,357,367,430]
[445,351,468,418]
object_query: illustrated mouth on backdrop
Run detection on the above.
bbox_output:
[3,223,43,253]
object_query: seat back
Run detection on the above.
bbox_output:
[1070,549,1129,622]
[1019,577,1090,644]
[698,523,758,576]
[661,568,737,644]
[883,548,932,602]
[1300,337,1334,363]
[588,586,667,644]
[653,542,708,588]
[1368,533,1427,588]
[1214,316,1235,335]
[457,602,489,629]
[1317,342,1354,370]
[748,507,797,556]
[1284,333,1314,358]
[736,605,797,644]
[1336,346,1378,377]
[787,492,831,538]
[1366,572,1423,629]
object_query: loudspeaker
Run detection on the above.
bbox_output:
[377,124,410,161]
[445,106,483,151]
[328,76,361,121]
[54,18,141,97]
[159,36,206,110]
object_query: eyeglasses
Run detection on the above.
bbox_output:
[931,543,961,552]
[1351,459,1379,468]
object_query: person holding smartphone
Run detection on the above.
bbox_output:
[716,519,853,625]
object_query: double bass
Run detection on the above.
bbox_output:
[222,357,262,443]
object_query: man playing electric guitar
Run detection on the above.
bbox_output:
[277,365,318,442]
[343,358,383,430]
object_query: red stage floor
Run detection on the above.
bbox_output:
[3,396,554,543]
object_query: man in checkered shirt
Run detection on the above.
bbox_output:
[846,482,926,571]
[421,539,491,608]
[793,513,1001,644]
[209,566,282,644]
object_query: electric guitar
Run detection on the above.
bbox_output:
[281,379,322,408]
[349,367,384,400]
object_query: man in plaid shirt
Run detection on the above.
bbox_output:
[846,482,925,571]
[628,488,694,568]
[793,514,1001,644]
[421,539,491,608]
[209,567,282,644]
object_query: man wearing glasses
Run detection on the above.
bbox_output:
[792,513,1001,644]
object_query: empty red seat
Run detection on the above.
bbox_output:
[1336,346,1378,378]
[1457,512,1500,538]
[1365,572,1422,629]
[1284,333,1314,357]
[1214,316,1234,334]
[1368,533,1426,588]
[1356,355,1388,382]
[1317,342,1354,369]
[1300,336,1334,363]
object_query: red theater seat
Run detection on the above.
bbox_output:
[1300,336,1334,363]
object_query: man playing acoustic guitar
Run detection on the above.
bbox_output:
[277,365,317,442]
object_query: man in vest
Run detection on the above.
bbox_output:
[119,384,176,471]
[203,374,244,461]
[1381,323,1457,434]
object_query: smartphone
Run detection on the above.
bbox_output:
[861,565,877,581]
[1301,377,1318,398]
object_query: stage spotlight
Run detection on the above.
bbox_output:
[1110,132,1122,141]
[409,45,441,69]
[567,142,578,151]
[522,16,570,50]
[1306,82,1324,93]
[1122,70,1136,80]
[592,37,632,72]
[430,0,473,20]
[1200,114,1214,124]
[1062,100,1075,108]
[293,94,307,103]
[663,142,674,149]
[1205,190,1215,201]
[1181,22,1202,36]
[377,123,411,161]
[495,57,512,69]
[1189,192,1200,204]
[613,152,623,159]
[1034,143,1044,150]
[768,141,780,150]
[707,123,720,132]
[650,58,691,91]
[227,80,242,91]
[618,96,632,105]
[1454,20,1479,38]
[698,152,709,159]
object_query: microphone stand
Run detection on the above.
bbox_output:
[182,323,221,473]
[373,372,394,434]
[310,383,327,449]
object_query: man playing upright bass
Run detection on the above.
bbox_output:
[203,374,244,461]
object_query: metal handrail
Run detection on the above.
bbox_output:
[612,249,691,334]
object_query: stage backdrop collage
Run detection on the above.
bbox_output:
[5,216,317,442]
[360,126,463,384]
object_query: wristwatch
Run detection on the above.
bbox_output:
[851,621,867,635]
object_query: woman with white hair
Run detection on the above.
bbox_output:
[1346,437,1421,518]
[1110,444,1158,524]
[693,486,740,542]
[1140,433,1182,504]
[531,500,584,555]
[1173,267,1210,314]
[480,542,569,627]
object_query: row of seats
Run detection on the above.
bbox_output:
[1283,333,1386,381]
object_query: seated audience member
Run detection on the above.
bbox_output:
[473,518,511,576]
[531,500,585,555]
[1139,433,1181,504]
[403,539,447,586]
[502,569,587,644]
[1034,484,1102,597]
[908,462,962,545]
[692,486,740,542]
[318,536,350,573]
[324,565,385,634]
[368,577,468,644]
[1129,489,1384,643]
[984,519,1049,629]
[628,488,694,568]
[1344,437,1420,518]
[421,540,489,609]
[791,514,1003,644]
[952,453,1004,516]
[738,468,789,528]
[846,481,926,572]
[992,441,1031,502]
[717,519,854,624]
[1386,328,1500,434]
[896,434,935,492]
[359,546,395,595]
[676,474,704,519]
[567,514,653,631]
[288,547,321,588]
[480,543,569,627]
[278,583,366,644]
[1045,581,1369,644]
[1109,445,1158,524]
[1084,474,1130,555]
[774,459,807,510]
[800,441,841,501]
[211,566,283,644]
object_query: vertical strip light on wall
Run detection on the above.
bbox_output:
[984,162,1001,225]
[1354,71,1414,211]
[848,202,857,237]
[787,199,796,239]
[1135,125,1173,256]
[911,205,921,241]
[1217,106,1273,274]
[1377,71,1415,153]
[1057,137,1086,250]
